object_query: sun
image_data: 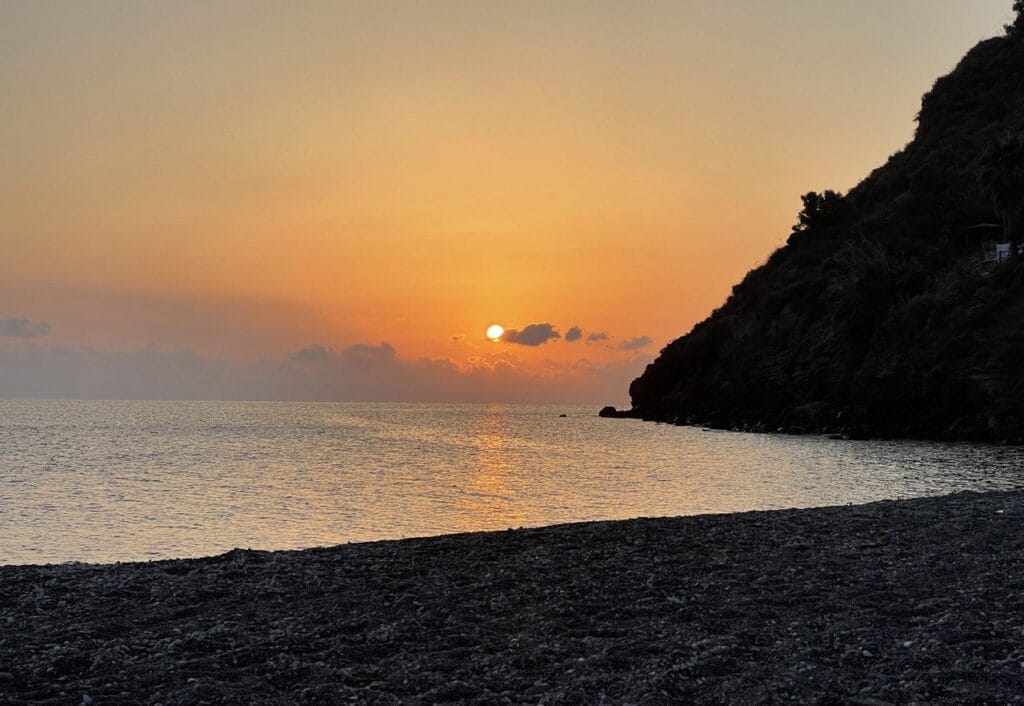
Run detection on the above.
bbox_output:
[486,324,504,342]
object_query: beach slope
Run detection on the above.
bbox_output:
[3,491,1024,704]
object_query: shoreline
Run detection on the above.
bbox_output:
[600,406,1024,445]
[4,490,1024,703]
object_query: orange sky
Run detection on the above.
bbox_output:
[0,1,1014,401]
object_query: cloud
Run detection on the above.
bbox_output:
[618,336,653,350]
[586,331,610,342]
[502,323,561,346]
[0,342,653,405]
[290,341,400,370]
[0,317,51,338]
[289,343,333,364]
[565,326,582,342]
[340,342,397,366]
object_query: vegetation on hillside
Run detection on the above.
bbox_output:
[626,8,1024,441]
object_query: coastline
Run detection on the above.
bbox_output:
[600,406,1024,445]
[4,491,1024,703]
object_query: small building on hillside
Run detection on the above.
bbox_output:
[963,223,1022,264]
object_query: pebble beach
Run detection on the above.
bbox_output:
[4,490,1024,704]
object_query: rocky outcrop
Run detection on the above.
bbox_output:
[623,19,1024,442]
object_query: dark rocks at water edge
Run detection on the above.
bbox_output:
[5,493,1024,704]
[598,405,632,418]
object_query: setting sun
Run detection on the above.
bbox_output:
[486,324,504,342]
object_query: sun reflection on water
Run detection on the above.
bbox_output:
[451,404,529,534]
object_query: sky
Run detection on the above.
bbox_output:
[0,1,1014,403]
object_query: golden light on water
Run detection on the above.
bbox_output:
[486,324,504,342]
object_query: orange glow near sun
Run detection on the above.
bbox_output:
[486,324,504,342]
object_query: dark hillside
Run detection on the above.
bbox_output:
[624,16,1024,442]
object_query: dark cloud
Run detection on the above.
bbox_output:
[290,342,397,367]
[618,336,653,350]
[502,323,561,346]
[289,344,333,364]
[565,326,582,342]
[0,317,51,338]
[340,342,396,366]
[586,331,610,342]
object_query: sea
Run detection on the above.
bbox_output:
[2,399,1023,566]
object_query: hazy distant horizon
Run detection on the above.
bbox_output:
[0,343,646,405]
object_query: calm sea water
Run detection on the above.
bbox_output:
[2,399,1023,565]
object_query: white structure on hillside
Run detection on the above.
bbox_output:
[962,224,1022,265]
[991,242,1024,262]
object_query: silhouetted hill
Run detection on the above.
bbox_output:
[623,17,1024,442]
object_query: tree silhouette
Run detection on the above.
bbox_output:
[980,132,1024,258]
[1008,0,1024,34]
[792,190,845,234]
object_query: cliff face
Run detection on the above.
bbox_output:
[627,25,1024,442]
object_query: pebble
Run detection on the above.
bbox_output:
[2,490,1024,702]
